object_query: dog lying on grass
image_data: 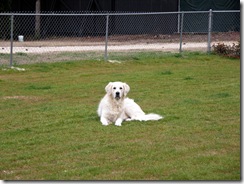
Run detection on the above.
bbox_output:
[97,81,163,126]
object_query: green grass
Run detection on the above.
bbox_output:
[0,52,240,180]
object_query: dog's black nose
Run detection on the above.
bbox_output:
[116,92,120,97]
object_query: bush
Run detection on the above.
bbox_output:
[212,41,240,58]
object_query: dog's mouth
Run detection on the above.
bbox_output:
[115,95,120,100]
[115,93,121,100]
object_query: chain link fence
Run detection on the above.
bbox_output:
[0,10,240,65]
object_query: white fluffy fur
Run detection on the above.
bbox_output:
[97,81,163,126]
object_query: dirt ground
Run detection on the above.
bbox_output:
[0,32,240,64]
[0,32,240,47]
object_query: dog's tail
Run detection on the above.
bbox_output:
[125,111,163,122]
[142,113,163,121]
[127,113,163,121]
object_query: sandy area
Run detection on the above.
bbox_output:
[0,32,239,54]
[0,41,238,54]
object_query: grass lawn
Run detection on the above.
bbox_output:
[0,52,240,180]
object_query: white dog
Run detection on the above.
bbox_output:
[97,82,163,126]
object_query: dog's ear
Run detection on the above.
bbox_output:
[123,83,130,96]
[105,82,113,94]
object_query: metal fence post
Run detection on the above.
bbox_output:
[177,0,181,33]
[10,14,14,66]
[207,9,213,53]
[179,12,184,53]
[104,14,109,61]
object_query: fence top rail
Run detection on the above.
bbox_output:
[0,10,240,16]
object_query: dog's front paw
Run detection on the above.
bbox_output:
[115,118,122,126]
[101,117,109,126]
[115,122,122,126]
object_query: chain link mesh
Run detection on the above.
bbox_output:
[107,13,180,53]
[0,11,240,65]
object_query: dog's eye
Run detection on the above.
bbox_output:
[119,87,123,90]
[113,87,116,90]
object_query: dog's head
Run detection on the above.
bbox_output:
[105,82,130,100]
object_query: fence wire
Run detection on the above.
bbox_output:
[0,10,240,65]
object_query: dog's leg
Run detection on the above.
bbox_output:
[100,117,109,126]
[115,118,123,126]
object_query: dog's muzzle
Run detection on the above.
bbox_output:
[115,92,120,100]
